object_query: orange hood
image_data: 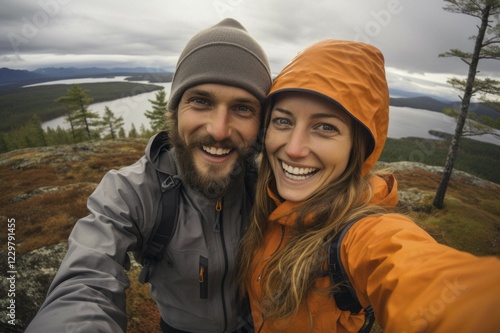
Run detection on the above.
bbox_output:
[268,39,389,175]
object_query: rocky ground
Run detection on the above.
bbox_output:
[1,139,498,332]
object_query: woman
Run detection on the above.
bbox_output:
[237,40,500,333]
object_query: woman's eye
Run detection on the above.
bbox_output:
[271,117,292,127]
[318,123,338,132]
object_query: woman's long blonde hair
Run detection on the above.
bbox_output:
[237,103,384,325]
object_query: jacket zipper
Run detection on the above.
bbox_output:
[199,256,209,299]
[213,198,222,232]
[214,198,229,332]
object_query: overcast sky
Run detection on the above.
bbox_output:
[1,0,499,100]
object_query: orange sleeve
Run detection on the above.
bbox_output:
[341,214,500,333]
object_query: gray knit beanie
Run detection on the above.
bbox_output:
[167,18,272,111]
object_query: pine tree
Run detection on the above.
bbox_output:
[29,114,47,147]
[139,124,154,138]
[442,106,500,137]
[433,0,500,209]
[57,126,72,144]
[62,106,78,144]
[0,134,8,153]
[128,124,138,138]
[3,115,48,150]
[145,89,168,132]
[56,84,100,141]
[45,125,72,146]
[118,127,126,138]
[101,106,124,140]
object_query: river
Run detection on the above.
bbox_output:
[37,77,500,146]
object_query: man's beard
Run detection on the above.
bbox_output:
[169,125,257,199]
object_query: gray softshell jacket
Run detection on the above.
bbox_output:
[25,132,254,333]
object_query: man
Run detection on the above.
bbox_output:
[25,18,271,333]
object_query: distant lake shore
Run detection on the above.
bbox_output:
[34,77,500,146]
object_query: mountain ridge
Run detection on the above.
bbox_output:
[1,67,498,119]
[390,95,498,119]
[0,66,171,89]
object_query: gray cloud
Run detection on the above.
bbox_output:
[1,0,498,98]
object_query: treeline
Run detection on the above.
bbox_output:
[0,82,163,132]
[0,114,155,152]
[380,134,500,184]
[0,84,167,153]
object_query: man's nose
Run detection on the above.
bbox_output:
[206,107,232,141]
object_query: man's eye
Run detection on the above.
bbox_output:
[234,105,258,118]
[188,98,211,109]
[192,98,207,105]
[236,105,250,112]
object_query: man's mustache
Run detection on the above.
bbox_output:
[187,135,241,152]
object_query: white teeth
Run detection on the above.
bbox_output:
[281,161,318,180]
[203,146,231,156]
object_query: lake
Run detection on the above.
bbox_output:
[38,77,500,146]
[38,77,171,134]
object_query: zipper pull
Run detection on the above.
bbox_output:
[213,198,222,232]
[199,267,205,283]
[199,256,208,299]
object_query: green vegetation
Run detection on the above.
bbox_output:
[443,107,500,135]
[418,196,500,255]
[0,83,160,152]
[145,90,168,132]
[55,84,100,141]
[0,82,163,132]
[101,106,125,140]
[380,133,500,184]
[433,0,500,209]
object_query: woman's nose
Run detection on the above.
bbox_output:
[285,128,309,158]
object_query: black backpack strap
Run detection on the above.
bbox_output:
[240,158,258,236]
[139,132,182,284]
[328,218,375,333]
[139,171,181,283]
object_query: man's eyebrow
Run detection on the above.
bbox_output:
[234,97,260,105]
[184,88,213,97]
[185,88,259,105]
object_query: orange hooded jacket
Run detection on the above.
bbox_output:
[246,40,500,333]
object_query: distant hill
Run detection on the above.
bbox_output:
[390,96,499,119]
[32,66,169,78]
[1,67,498,119]
[390,96,449,112]
[0,67,173,89]
[0,68,45,84]
[389,88,452,102]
